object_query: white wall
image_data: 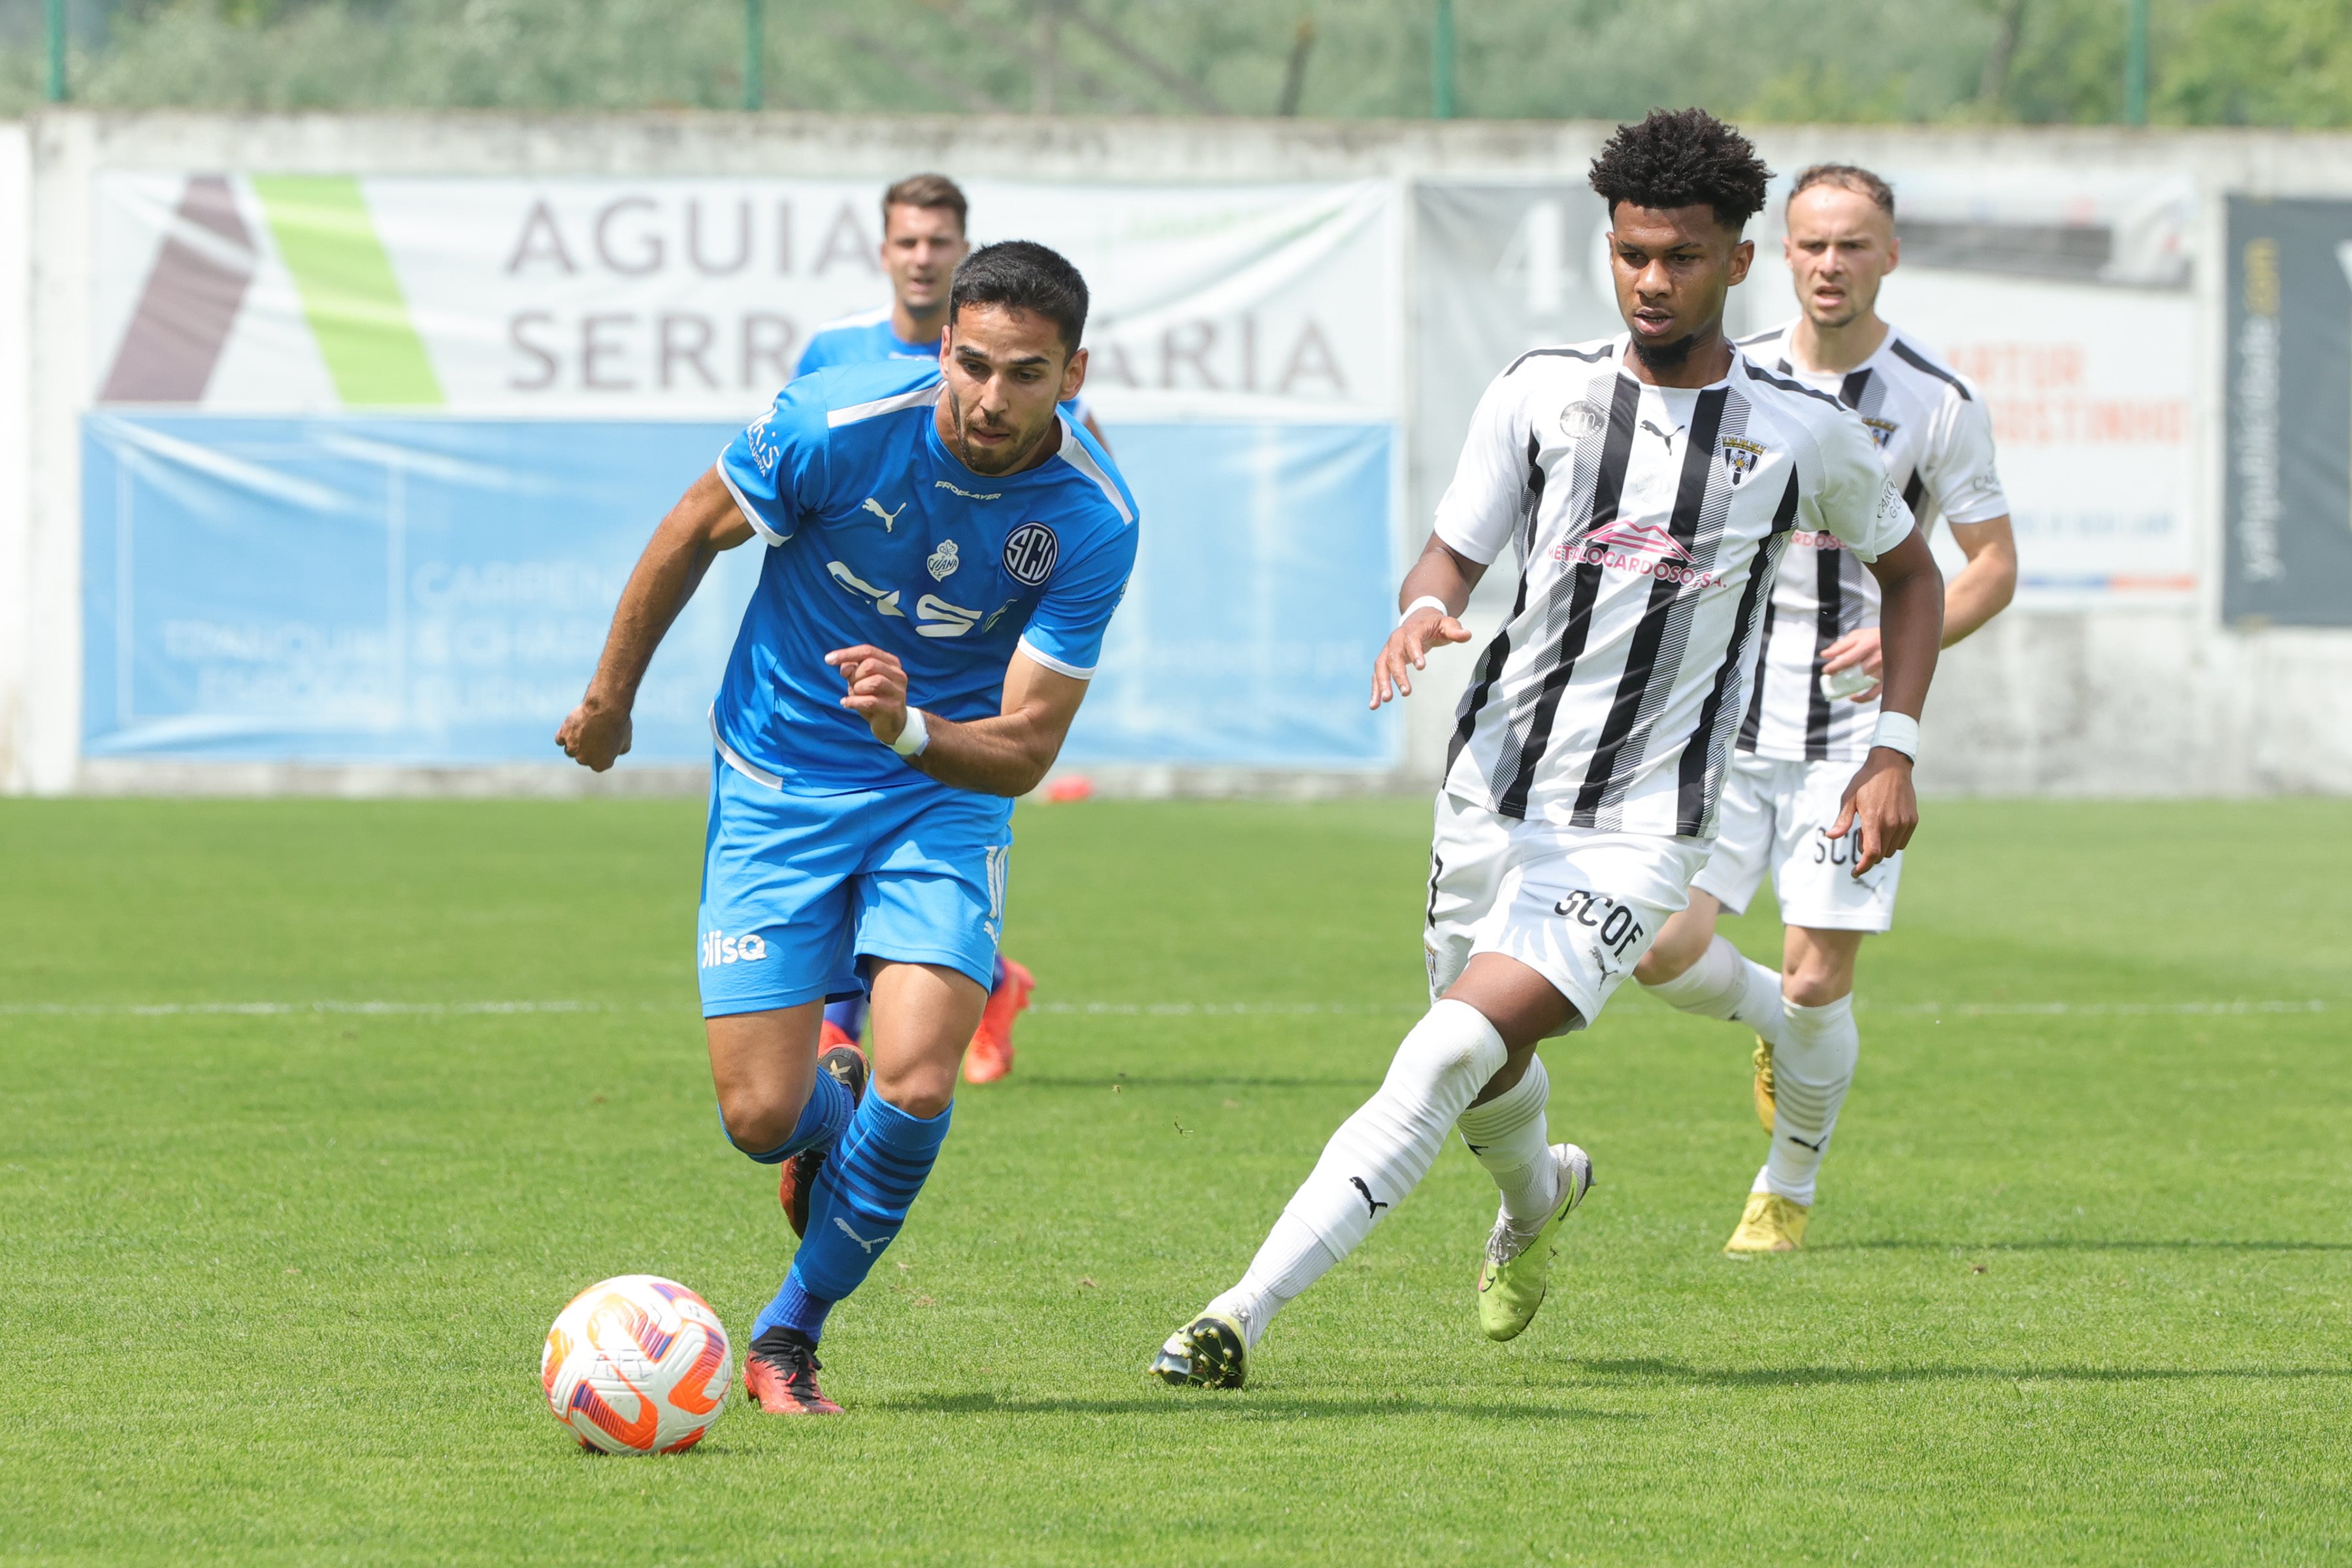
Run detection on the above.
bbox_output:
[11,110,2352,796]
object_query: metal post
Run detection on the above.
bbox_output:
[743,0,764,111]
[46,0,68,103]
[1431,0,1456,120]
[2125,0,2148,126]
[1034,0,1058,114]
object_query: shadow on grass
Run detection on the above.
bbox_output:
[867,1391,1642,1421]
[1830,1239,2352,1254]
[1573,1358,2351,1388]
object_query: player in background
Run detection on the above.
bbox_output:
[559,242,1137,1415]
[1632,164,2017,1256]
[1151,110,1944,1388]
[796,172,1105,1084]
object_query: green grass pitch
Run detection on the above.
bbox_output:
[3,794,2348,1565]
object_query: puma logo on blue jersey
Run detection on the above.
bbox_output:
[861,497,907,532]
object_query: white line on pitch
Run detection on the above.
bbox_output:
[0,998,2331,1021]
[0,999,613,1018]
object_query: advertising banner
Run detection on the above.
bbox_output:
[1414,173,2197,607]
[2224,197,2352,627]
[84,175,1403,768]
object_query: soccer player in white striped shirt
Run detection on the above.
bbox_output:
[1152,112,1946,1386]
[1633,164,2018,1256]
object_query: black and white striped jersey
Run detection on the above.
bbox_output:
[1434,334,1914,840]
[1733,321,2007,762]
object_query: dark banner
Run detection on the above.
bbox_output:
[2226,197,2352,626]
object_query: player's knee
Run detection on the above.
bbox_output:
[1391,997,1511,1090]
[1634,924,1705,986]
[1781,962,1854,1009]
[874,1064,955,1120]
[1632,942,1688,986]
[717,1085,807,1156]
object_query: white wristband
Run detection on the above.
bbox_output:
[1872,711,1919,760]
[1399,595,1450,627]
[890,706,931,757]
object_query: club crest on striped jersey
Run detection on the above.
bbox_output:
[1559,399,1607,438]
[1720,436,1766,485]
[1861,417,1898,451]
[926,539,960,581]
[1001,523,1059,587]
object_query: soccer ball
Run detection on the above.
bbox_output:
[541,1275,732,1454]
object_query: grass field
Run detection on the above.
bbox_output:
[4,794,2349,1565]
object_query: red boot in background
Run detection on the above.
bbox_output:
[962,956,1034,1084]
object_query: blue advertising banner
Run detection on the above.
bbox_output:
[82,414,1397,770]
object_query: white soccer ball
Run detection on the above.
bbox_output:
[541,1275,732,1454]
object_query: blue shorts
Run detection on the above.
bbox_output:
[696,751,1011,1019]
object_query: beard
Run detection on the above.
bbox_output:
[1629,328,1702,372]
[950,397,1056,476]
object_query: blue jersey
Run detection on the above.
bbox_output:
[795,306,1097,424]
[793,308,939,378]
[712,359,1139,795]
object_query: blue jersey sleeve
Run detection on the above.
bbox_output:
[1017,488,1139,679]
[717,377,832,545]
[791,332,840,380]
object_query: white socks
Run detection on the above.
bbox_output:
[1206,999,1508,1347]
[1454,1054,1556,1233]
[1643,935,1784,1045]
[1756,994,1859,1206]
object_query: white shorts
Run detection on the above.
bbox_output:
[1424,791,1708,1036]
[1690,751,1904,933]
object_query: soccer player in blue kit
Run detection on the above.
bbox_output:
[557,242,1138,1415]
[793,172,1106,1081]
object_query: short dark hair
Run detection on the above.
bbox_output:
[1790,163,1895,218]
[949,240,1090,356]
[882,172,968,235]
[1588,108,1772,233]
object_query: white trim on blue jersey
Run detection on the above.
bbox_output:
[1015,636,1095,679]
[710,708,786,789]
[827,381,945,431]
[715,460,787,546]
[1051,414,1134,526]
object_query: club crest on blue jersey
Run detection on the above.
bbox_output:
[1002,523,1059,586]
[926,540,961,581]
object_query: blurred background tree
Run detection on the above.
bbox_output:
[0,0,2344,126]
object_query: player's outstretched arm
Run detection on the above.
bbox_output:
[1371,534,1486,710]
[1820,514,2016,701]
[826,645,1089,798]
[557,467,753,772]
[1832,526,1942,874]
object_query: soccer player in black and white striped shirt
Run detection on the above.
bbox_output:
[1151,112,1947,1386]
[1634,164,2018,1256]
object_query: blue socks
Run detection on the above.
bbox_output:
[752,1092,953,1344]
[728,1069,853,1166]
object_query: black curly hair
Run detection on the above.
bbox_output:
[1588,108,1773,233]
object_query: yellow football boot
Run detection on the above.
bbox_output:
[1723,1190,1809,1254]
[1475,1143,1595,1341]
[1751,1036,1776,1134]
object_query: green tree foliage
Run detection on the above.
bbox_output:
[0,0,2345,127]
